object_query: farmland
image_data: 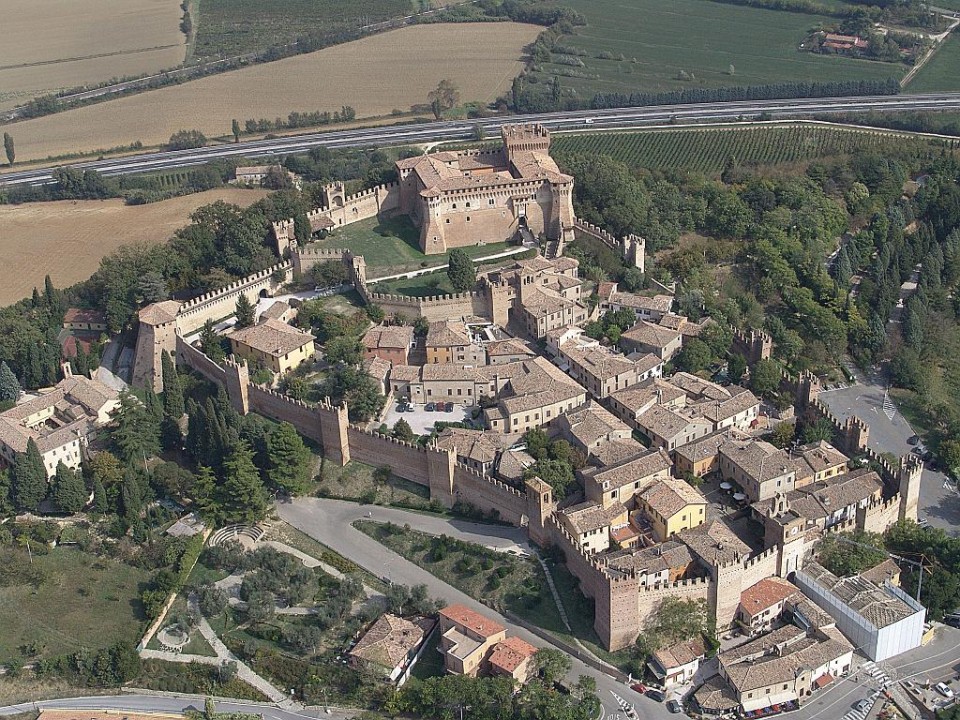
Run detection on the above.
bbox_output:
[0,0,185,111]
[193,0,415,59]
[1,23,539,164]
[552,124,949,175]
[530,0,902,98]
[0,187,267,306]
[906,33,960,94]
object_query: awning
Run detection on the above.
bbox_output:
[813,673,834,690]
[741,690,798,713]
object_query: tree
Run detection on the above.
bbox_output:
[232,119,241,143]
[161,351,185,419]
[818,532,886,577]
[12,438,47,511]
[939,439,960,474]
[393,418,415,442]
[427,79,460,119]
[801,417,836,444]
[0,361,21,403]
[137,271,168,304]
[324,336,361,365]
[646,597,709,646]
[749,358,780,397]
[447,249,476,292]
[91,478,109,515]
[52,462,87,513]
[112,390,161,463]
[768,421,795,449]
[534,648,571,686]
[3,132,13,166]
[200,320,226,363]
[727,353,746,385]
[217,442,269,524]
[675,338,712,374]
[204,697,216,720]
[166,129,206,151]
[234,294,255,328]
[266,422,311,494]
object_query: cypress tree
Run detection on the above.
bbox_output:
[235,294,255,328]
[12,438,47,511]
[92,477,109,515]
[266,422,311,494]
[52,462,87,514]
[161,351,184,418]
[0,361,21,403]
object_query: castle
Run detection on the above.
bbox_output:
[396,124,576,254]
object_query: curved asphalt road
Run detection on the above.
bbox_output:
[3,93,960,186]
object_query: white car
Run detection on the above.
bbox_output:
[936,682,954,698]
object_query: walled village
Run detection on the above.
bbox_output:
[0,124,947,720]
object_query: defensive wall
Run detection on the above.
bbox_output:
[272,182,401,256]
[573,219,645,273]
[175,262,293,336]
[365,288,492,321]
[732,327,774,364]
[172,339,527,519]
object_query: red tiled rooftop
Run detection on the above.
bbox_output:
[439,604,505,638]
[488,636,538,673]
[740,577,798,616]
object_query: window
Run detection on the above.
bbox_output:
[466,202,471,208]
[452,203,457,209]
[488,199,495,206]
[445,218,451,224]
[466,216,471,222]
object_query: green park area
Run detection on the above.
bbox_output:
[533,0,902,97]
[0,546,150,665]
[310,215,515,277]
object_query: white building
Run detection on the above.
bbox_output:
[794,561,925,662]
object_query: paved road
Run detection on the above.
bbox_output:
[0,694,352,720]
[4,94,960,186]
[818,382,960,535]
[276,498,676,720]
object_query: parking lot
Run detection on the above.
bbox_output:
[818,382,960,535]
[382,400,475,435]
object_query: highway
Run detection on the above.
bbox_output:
[2,93,959,187]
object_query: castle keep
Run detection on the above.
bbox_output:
[396,125,576,254]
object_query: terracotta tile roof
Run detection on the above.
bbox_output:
[64,308,106,324]
[138,300,181,325]
[669,372,732,402]
[390,364,421,383]
[622,320,681,349]
[488,636,538,674]
[752,470,883,521]
[348,614,435,669]
[652,636,708,671]
[556,401,631,450]
[427,320,473,348]
[609,293,673,313]
[674,430,743,464]
[679,519,752,566]
[693,675,740,712]
[435,428,508,465]
[260,301,291,321]
[794,441,848,475]
[723,630,852,694]
[363,324,413,350]
[800,562,919,629]
[560,500,627,535]
[639,476,707,519]
[609,379,686,415]
[590,439,648,467]
[496,448,536,481]
[695,388,760,424]
[486,338,535,358]
[739,577,799,618]
[603,539,693,575]
[439,604,505,638]
[584,447,673,493]
[228,318,315,358]
[860,558,901,586]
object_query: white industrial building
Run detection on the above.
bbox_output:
[794,561,925,662]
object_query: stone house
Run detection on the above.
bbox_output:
[619,320,683,361]
[736,577,800,634]
[426,320,484,365]
[227,319,316,375]
[648,636,709,688]
[557,500,629,554]
[362,324,415,366]
[636,476,708,542]
[438,604,507,676]
[581,447,674,509]
[347,614,437,686]
[63,308,108,332]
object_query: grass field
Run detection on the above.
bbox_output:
[0,547,151,664]
[552,124,947,175]
[2,23,539,163]
[314,215,514,275]
[0,0,185,111]
[532,0,902,98]
[907,33,960,93]
[0,187,268,306]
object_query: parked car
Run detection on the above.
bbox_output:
[854,699,871,712]
[666,699,682,713]
[645,689,665,702]
[630,683,647,694]
[944,616,960,629]
[425,402,435,412]
[936,682,954,699]
[908,434,920,445]
[444,401,454,413]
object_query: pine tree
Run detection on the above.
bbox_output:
[52,462,87,514]
[217,442,268,523]
[266,422,311,494]
[3,132,14,166]
[31,287,40,307]
[192,466,217,517]
[0,361,21,403]
[200,320,226,363]
[112,391,161,463]
[232,119,241,143]
[12,438,47,511]
[44,275,57,308]
[235,294,255,328]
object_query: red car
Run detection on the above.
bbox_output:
[630,683,648,694]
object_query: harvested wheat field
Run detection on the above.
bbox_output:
[0,0,186,111]
[0,188,268,306]
[2,22,539,163]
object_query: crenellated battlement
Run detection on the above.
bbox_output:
[453,463,524,499]
[177,262,291,315]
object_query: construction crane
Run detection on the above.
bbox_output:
[832,535,928,603]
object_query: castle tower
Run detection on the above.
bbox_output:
[502,124,551,159]
[795,370,821,409]
[897,454,923,522]
[427,443,456,507]
[710,561,743,633]
[131,300,181,393]
[524,477,556,547]
[351,254,367,290]
[623,234,646,273]
[223,358,250,415]
[318,401,350,466]
[322,181,346,208]
[843,415,869,455]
